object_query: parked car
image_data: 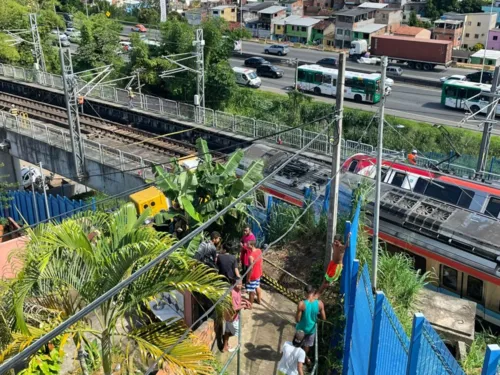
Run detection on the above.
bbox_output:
[53,38,70,48]
[51,30,67,39]
[386,66,403,77]
[65,27,76,36]
[244,57,271,68]
[256,64,284,78]
[264,44,289,56]
[119,41,133,53]
[131,24,147,33]
[440,74,467,83]
[69,34,81,44]
[316,58,337,68]
[466,71,493,84]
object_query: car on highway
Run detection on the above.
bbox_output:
[233,67,261,88]
[386,66,403,77]
[256,64,284,78]
[440,74,467,83]
[244,57,271,68]
[264,44,289,56]
[384,78,394,87]
[466,71,493,84]
[53,38,70,48]
[51,30,67,39]
[131,24,147,33]
[316,58,337,68]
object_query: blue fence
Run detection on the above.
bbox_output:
[0,190,94,226]
[341,219,500,375]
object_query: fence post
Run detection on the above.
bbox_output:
[481,344,500,375]
[342,259,359,375]
[406,313,424,375]
[368,291,385,375]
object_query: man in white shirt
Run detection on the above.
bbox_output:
[277,330,306,375]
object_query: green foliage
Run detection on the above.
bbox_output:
[462,330,500,375]
[471,43,485,52]
[18,349,62,375]
[424,0,483,20]
[265,203,301,244]
[407,11,432,28]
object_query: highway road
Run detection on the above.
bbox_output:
[228,58,477,129]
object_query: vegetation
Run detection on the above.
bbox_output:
[407,11,432,29]
[471,43,485,52]
[0,204,231,374]
[424,0,483,21]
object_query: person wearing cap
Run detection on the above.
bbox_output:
[408,150,418,165]
[127,87,135,108]
[9,104,18,117]
[277,330,306,375]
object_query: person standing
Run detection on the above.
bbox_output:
[127,87,135,108]
[408,150,418,165]
[277,330,306,375]
[217,243,240,284]
[223,278,249,352]
[295,285,326,364]
[240,226,256,280]
[194,231,221,269]
[246,240,263,308]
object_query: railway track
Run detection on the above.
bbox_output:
[0,92,215,159]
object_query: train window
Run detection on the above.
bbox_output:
[348,160,358,173]
[413,178,429,194]
[466,275,483,302]
[457,190,474,209]
[391,172,407,187]
[485,197,500,218]
[413,254,427,274]
[424,181,462,205]
[442,265,458,291]
[381,167,388,181]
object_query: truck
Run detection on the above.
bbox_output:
[349,40,368,60]
[369,35,453,71]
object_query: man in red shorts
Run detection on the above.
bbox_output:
[246,240,263,308]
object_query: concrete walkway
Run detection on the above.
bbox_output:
[215,287,298,375]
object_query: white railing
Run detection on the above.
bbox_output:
[0,63,496,181]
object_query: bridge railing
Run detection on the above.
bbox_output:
[0,63,498,181]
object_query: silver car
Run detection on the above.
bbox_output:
[264,44,289,56]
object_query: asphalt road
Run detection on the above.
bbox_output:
[228,58,480,130]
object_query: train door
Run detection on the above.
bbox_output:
[462,274,486,321]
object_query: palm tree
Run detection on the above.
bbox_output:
[4,203,231,374]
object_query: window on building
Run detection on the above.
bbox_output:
[301,26,306,32]
[232,8,235,12]
[345,30,350,36]
[465,33,470,37]
[442,265,458,291]
[467,21,471,26]
[467,275,483,302]
[494,36,498,40]
[475,34,479,39]
[337,28,343,35]
[463,44,468,48]
[477,22,481,26]
[449,36,452,40]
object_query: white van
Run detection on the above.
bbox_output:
[233,67,261,88]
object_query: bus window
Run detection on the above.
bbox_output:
[466,275,483,302]
[348,160,358,172]
[332,79,337,86]
[442,265,458,291]
[298,70,306,81]
[390,172,407,187]
[314,73,323,84]
[458,88,467,100]
[323,75,332,84]
[445,85,457,98]
[485,196,500,218]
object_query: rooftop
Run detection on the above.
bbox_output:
[335,8,373,17]
[393,25,427,36]
[353,23,386,33]
[357,2,388,8]
[243,1,276,11]
[258,5,287,14]
[274,15,321,26]
[471,49,500,60]
[211,5,234,10]
[433,19,463,24]
[313,20,334,30]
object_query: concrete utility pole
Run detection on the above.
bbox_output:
[324,52,346,270]
[371,56,388,290]
[476,60,500,177]
[160,0,168,22]
[60,48,86,180]
[194,29,205,110]
[29,14,46,73]
[39,162,50,219]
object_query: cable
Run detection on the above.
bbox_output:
[0,120,334,374]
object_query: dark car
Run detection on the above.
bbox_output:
[256,64,284,78]
[316,58,337,68]
[244,57,271,68]
[466,71,493,84]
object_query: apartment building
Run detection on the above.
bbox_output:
[334,8,377,48]
[281,0,304,16]
[246,5,287,38]
[432,19,463,47]
[442,12,497,49]
[488,28,500,50]
[375,8,402,33]
[211,5,238,22]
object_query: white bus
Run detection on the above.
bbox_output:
[297,64,390,104]
[441,80,500,115]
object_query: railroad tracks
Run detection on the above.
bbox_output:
[0,92,211,159]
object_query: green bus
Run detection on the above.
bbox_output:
[441,80,498,115]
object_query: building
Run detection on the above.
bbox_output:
[452,49,472,64]
[185,9,209,26]
[393,25,430,38]
[432,19,463,48]
[470,49,500,65]
[358,2,388,9]
[402,1,427,22]
[210,5,238,22]
[281,0,304,16]
[334,8,377,48]
[442,12,498,50]
[312,20,335,44]
[488,28,500,50]
[274,15,321,43]
[246,5,287,38]
[241,1,274,24]
[352,23,387,44]
[482,6,500,28]
[375,8,402,33]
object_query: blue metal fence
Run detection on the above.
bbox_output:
[0,190,94,226]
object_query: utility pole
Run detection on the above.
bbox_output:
[193,29,205,114]
[60,48,86,179]
[324,52,346,270]
[38,162,50,219]
[293,58,299,90]
[29,14,46,74]
[30,170,39,224]
[476,60,500,178]
[371,56,388,290]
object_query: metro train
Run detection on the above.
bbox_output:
[239,144,500,326]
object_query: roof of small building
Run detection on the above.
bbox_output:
[211,5,234,10]
[353,23,386,33]
[274,15,321,26]
[335,8,373,17]
[471,49,500,60]
[393,25,428,36]
[313,20,334,30]
[258,5,287,14]
[357,2,388,8]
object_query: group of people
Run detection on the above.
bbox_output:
[193,226,350,373]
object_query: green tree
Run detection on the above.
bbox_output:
[408,11,419,27]
[425,0,442,20]
[458,0,483,13]
[471,43,484,52]
[5,204,230,375]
